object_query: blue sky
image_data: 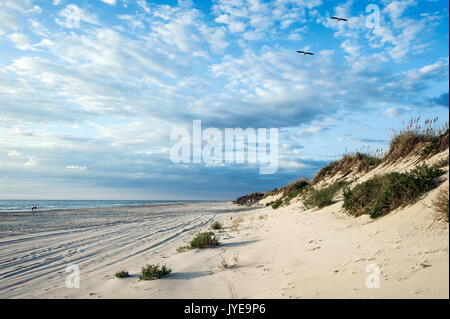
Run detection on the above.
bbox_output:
[0,0,448,200]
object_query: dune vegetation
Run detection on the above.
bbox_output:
[432,186,449,222]
[252,118,450,220]
[303,181,347,209]
[139,264,172,281]
[342,164,444,219]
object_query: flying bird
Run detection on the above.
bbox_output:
[330,16,348,22]
[296,50,314,56]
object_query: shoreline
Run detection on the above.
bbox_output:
[0,200,232,214]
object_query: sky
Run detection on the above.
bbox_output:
[0,0,448,200]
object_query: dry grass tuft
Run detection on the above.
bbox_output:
[432,185,449,222]
[263,188,280,198]
[230,217,244,232]
[218,252,239,270]
[384,117,448,163]
[313,152,381,184]
[281,177,310,196]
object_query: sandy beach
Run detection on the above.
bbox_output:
[1,180,448,298]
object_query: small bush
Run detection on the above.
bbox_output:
[281,177,310,196]
[343,164,444,219]
[139,264,172,280]
[114,270,129,278]
[421,140,438,156]
[304,181,346,209]
[189,232,219,248]
[271,199,283,209]
[284,185,310,206]
[176,246,188,253]
[210,221,222,230]
[230,217,244,231]
[432,186,449,221]
[218,252,239,270]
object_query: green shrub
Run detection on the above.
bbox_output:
[343,164,443,219]
[271,199,283,209]
[421,140,438,156]
[114,270,129,278]
[139,264,172,280]
[189,232,219,249]
[304,181,346,209]
[284,186,309,206]
[342,175,390,216]
[176,246,188,253]
[210,221,222,230]
[281,177,310,196]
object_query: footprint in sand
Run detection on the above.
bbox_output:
[219,275,238,299]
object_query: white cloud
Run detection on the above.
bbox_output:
[66,165,87,170]
[381,107,411,117]
[1,0,34,12]
[100,0,117,5]
[55,4,98,29]
[24,158,36,166]
[26,5,41,13]
[212,0,322,39]
[0,10,20,35]
[8,150,23,157]
[7,33,33,51]
[320,0,443,62]
[137,0,150,14]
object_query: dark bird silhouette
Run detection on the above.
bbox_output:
[296,50,314,56]
[330,16,348,22]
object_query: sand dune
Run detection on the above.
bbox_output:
[1,150,448,299]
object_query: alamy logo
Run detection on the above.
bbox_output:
[366,4,381,29]
[170,120,278,174]
[365,263,380,288]
[65,264,80,288]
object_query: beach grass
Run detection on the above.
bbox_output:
[271,199,283,209]
[114,270,129,278]
[432,186,449,222]
[218,252,239,270]
[304,181,346,209]
[343,164,444,219]
[385,117,448,163]
[189,231,219,248]
[230,217,244,231]
[281,177,310,196]
[210,221,222,230]
[313,153,381,184]
[139,264,172,280]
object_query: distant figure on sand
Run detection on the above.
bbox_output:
[32,205,38,211]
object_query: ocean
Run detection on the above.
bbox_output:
[0,199,204,212]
